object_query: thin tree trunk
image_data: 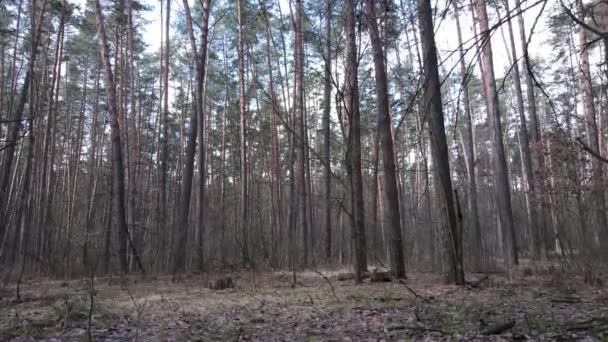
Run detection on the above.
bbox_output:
[343,0,367,281]
[576,0,608,250]
[503,0,544,260]
[513,0,548,260]
[94,0,144,274]
[418,0,464,285]
[260,1,283,267]
[474,0,518,269]
[66,58,89,278]
[197,21,213,271]
[5,0,23,126]
[322,0,333,262]
[17,92,35,277]
[364,0,405,278]
[159,0,170,268]
[292,0,309,268]
[0,0,48,237]
[453,0,482,269]
[237,0,249,266]
[219,32,229,266]
[174,0,211,273]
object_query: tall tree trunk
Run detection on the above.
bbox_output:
[513,0,548,260]
[66,58,89,278]
[503,0,544,260]
[174,0,211,273]
[197,21,213,271]
[38,0,65,268]
[83,69,102,269]
[0,0,48,238]
[260,1,283,267]
[344,0,367,281]
[16,88,35,277]
[453,0,482,269]
[126,0,138,244]
[418,0,464,285]
[364,0,405,278]
[293,0,309,268]
[0,6,5,119]
[322,0,333,262]
[474,0,518,269]
[575,0,608,250]
[194,18,214,271]
[219,32,229,266]
[159,0,170,269]
[94,0,144,274]
[237,0,249,266]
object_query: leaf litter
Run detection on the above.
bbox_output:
[0,269,606,341]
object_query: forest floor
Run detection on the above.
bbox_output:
[0,265,607,341]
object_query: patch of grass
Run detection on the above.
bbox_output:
[526,314,557,333]
[1,318,55,338]
[591,320,608,341]
[345,293,370,304]
[441,309,466,334]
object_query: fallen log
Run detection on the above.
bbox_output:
[481,320,515,335]
[550,296,581,304]
[467,275,489,289]
[337,272,371,281]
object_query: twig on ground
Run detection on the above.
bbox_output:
[373,257,429,322]
[373,257,429,302]
[566,317,608,331]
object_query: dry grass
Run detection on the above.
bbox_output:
[0,267,606,340]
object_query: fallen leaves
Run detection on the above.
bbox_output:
[0,270,606,340]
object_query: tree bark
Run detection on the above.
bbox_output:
[94,0,144,274]
[418,0,464,285]
[260,1,283,267]
[575,0,608,250]
[474,0,518,269]
[344,0,367,281]
[237,0,249,266]
[364,0,405,278]
[503,0,545,260]
[174,0,211,273]
[159,0,170,271]
[322,0,333,262]
[453,0,482,269]
[0,0,48,238]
